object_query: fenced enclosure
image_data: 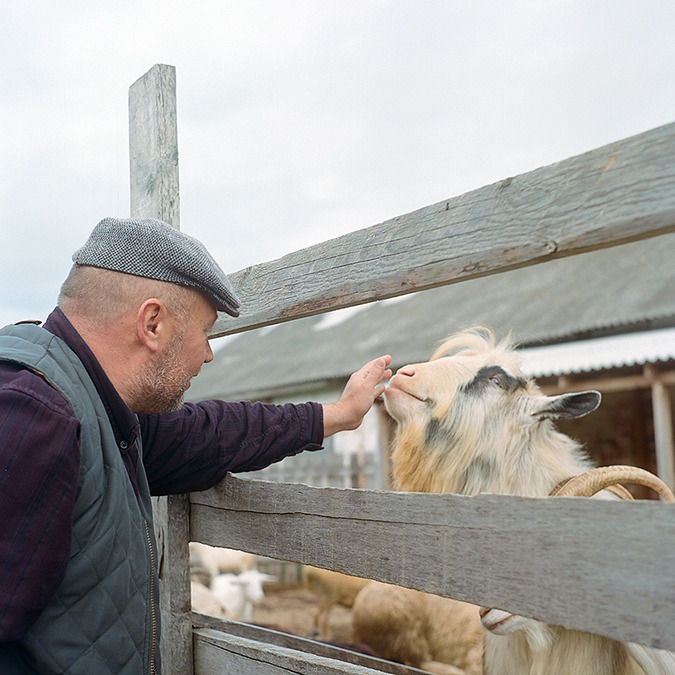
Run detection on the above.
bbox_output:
[129,65,675,674]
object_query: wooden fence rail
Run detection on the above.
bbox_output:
[191,475,675,651]
[211,120,675,338]
[128,65,675,674]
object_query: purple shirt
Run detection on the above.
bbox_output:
[0,308,323,641]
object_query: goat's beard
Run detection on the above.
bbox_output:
[127,333,192,414]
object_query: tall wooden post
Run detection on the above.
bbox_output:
[645,366,675,491]
[129,64,181,228]
[129,64,193,675]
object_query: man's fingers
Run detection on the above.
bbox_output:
[364,355,392,380]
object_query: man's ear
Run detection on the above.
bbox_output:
[136,299,166,352]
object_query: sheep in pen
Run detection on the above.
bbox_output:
[376,327,675,675]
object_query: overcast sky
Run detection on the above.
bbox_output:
[1,1,673,330]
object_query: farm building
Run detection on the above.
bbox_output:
[187,231,675,496]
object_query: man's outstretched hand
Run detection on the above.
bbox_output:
[322,355,392,438]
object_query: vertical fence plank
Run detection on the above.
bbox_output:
[129,63,193,675]
[151,495,193,674]
[129,63,180,228]
[650,375,675,490]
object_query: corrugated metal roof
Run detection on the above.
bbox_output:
[520,327,675,377]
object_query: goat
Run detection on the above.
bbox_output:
[210,569,275,623]
[382,327,675,675]
[352,581,484,675]
[189,542,258,587]
[190,580,228,617]
[479,466,675,675]
[303,566,369,640]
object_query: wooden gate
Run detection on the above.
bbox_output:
[129,64,675,674]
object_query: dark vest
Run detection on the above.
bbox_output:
[0,324,160,674]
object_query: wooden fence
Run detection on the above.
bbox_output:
[129,65,675,674]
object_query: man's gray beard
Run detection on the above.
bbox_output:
[127,335,192,414]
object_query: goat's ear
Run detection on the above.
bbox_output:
[531,390,601,420]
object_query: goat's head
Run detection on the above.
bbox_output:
[236,570,275,602]
[383,328,601,495]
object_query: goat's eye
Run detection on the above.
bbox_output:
[489,375,503,388]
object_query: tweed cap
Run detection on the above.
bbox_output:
[72,217,241,316]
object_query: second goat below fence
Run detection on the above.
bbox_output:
[382,327,675,675]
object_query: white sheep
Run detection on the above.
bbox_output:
[352,581,484,675]
[189,542,258,587]
[210,569,275,623]
[383,327,675,675]
[190,580,228,617]
[303,566,370,639]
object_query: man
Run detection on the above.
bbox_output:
[0,217,392,674]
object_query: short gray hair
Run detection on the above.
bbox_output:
[59,265,201,328]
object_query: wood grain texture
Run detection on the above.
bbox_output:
[193,628,403,674]
[129,64,191,674]
[151,494,193,675]
[211,122,675,337]
[192,612,430,674]
[129,63,180,228]
[191,474,675,650]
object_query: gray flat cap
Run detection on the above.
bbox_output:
[73,217,241,317]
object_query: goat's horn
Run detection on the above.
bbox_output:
[550,477,634,501]
[554,466,675,502]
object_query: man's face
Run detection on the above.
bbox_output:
[130,294,217,414]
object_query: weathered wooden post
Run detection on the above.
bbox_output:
[129,63,193,675]
[646,365,675,491]
[129,64,180,227]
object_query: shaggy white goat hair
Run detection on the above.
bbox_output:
[352,581,484,675]
[210,569,274,623]
[383,327,675,675]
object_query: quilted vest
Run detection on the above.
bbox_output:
[0,324,160,674]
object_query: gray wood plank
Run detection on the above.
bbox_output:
[151,494,193,675]
[190,475,675,650]
[129,63,180,228]
[211,122,675,337]
[193,628,405,674]
[129,64,192,675]
[192,612,431,674]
